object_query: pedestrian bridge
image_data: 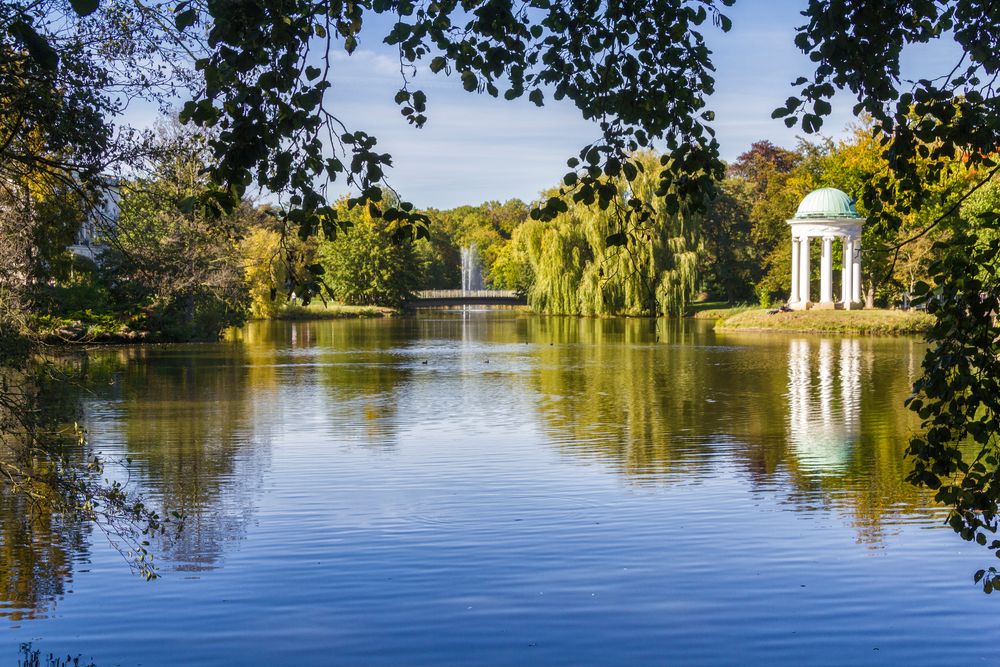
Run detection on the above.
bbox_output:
[404,290,527,309]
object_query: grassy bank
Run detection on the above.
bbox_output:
[687,303,758,320]
[35,312,158,343]
[269,303,398,320]
[715,308,934,335]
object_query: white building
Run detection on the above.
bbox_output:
[68,179,120,263]
[787,188,863,310]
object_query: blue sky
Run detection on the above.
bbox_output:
[128,2,963,209]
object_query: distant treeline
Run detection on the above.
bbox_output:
[16,122,1000,341]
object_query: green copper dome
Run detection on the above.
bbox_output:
[792,188,861,219]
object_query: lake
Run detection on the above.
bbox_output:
[2,312,996,665]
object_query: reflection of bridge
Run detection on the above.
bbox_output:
[404,290,527,309]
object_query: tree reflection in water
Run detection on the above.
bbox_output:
[0,491,89,622]
[0,361,94,622]
[529,318,933,544]
[0,314,939,622]
[86,345,279,572]
[0,342,282,619]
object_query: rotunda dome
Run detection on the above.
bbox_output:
[793,188,861,219]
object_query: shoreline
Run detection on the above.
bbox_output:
[35,306,935,346]
[36,304,400,346]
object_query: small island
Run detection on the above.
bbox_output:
[712,307,933,335]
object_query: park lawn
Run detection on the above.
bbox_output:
[271,302,398,320]
[687,303,758,320]
[715,308,934,335]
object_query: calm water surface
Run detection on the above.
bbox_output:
[3,312,997,665]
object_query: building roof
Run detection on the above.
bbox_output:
[792,187,861,220]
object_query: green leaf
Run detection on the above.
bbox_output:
[175,8,197,30]
[69,0,99,16]
[392,225,414,242]
[461,70,477,91]
[9,21,58,70]
[606,232,627,247]
[623,161,638,181]
[177,196,197,214]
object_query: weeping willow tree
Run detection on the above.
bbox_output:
[518,216,590,314]
[514,152,703,316]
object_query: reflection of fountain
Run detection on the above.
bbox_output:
[787,338,861,474]
[460,244,482,292]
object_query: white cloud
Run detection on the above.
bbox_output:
[329,48,402,78]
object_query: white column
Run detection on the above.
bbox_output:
[790,236,800,303]
[820,236,834,303]
[799,236,811,304]
[842,237,853,305]
[852,238,862,304]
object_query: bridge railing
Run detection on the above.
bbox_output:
[413,290,521,299]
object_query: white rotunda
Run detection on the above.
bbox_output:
[787,187,863,310]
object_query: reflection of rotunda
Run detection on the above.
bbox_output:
[788,188,863,310]
[787,338,861,474]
